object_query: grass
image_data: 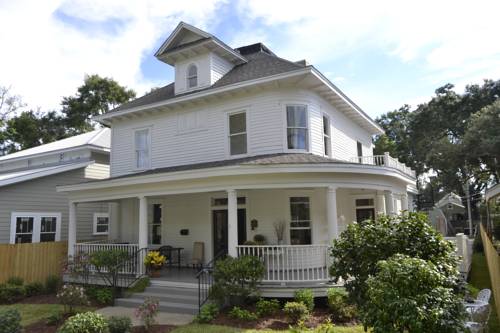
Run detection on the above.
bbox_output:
[0,304,95,327]
[170,324,366,333]
[469,252,499,332]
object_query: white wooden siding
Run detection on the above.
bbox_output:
[174,53,211,94]
[210,53,233,84]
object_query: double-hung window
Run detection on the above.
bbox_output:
[323,115,331,157]
[187,64,198,88]
[228,112,247,156]
[357,141,363,163]
[10,212,61,244]
[135,128,151,169]
[149,203,162,245]
[286,105,308,150]
[289,197,312,245]
[93,213,109,235]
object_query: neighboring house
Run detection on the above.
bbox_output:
[58,23,417,293]
[427,192,466,236]
[0,128,110,244]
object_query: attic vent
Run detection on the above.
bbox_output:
[235,43,275,56]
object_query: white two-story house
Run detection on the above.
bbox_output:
[58,23,417,289]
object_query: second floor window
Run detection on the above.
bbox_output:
[229,112,247,155]
[135,128,150,169]
[286,105,308,150]
[323,115,331,157]
[357,141,363,162]
[187,64,198,88]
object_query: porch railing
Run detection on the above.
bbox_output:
[74,242,143,275]
[348,153,416,178]
[237,244,331,283]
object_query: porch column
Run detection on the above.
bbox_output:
[326,186,338,242]
[227,189,238,257]
[68,202,77,257]
[376,191,386,215]
[401,193,409,212]
[138,196,148,249]
[384,190,395,216]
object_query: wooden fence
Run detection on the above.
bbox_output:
[480,224,500,320]
[0,241,67,284]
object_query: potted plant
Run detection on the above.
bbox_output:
[144,251,166,278]
[273,220,286,245]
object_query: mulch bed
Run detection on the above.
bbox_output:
[18,294,59,304]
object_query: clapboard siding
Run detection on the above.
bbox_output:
[210,53,233,84]
[110,88,375,177]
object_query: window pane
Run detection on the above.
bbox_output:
[286,106,307,127]
[357,141,363,157]
[290,229,311,245]
[40,233,56,242]
[16,217,33,233]
[136,151,149,169]
[287,128,308,149]
[41,217,56,233]
[229,113,246,134]
[96,225,108,233]
[135,130,148,150]
[323,116,330,135]
[291,202,310,221]
[15,234,32,243]
[188,76,197,88]
[188,65,197,77]
[356,198,374,207]
[230,133,247,155]
[324,137,331,156]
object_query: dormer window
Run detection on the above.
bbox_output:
[187,64,198,88]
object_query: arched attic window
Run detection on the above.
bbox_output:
[187,64,198,88]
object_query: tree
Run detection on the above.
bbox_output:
[0,86,24,155]
[62,74,135,134]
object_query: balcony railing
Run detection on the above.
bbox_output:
[237,244,331,283]
[348,152,416,178]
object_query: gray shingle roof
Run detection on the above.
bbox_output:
[111,46,305,113]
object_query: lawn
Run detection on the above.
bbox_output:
[0,304,95,327]
[171,324,365,333]
[469,252,499,332]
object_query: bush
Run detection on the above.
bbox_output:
[57,312,108,333]
[330,212,460,306]
[107,316,132,333]
[228,306,258,321]
[195,303,219,323]
[211,255,265,305]
[46,311,63,326]
[294,289,314,312]
[134,297,159,332]
[45,274,62,294]
[88,287,113,305]
[6,277,23,286]
[128,277,150,293]
[363,254,465,333]
[284,301,309,324]
[255,298,280,317]
[57,284,89,314]
[25,282,44,297]
[473,230,483,253]
[0,284,25,303]
[90,249,131,292]
[0,308,21,333]
[326,288,357,322]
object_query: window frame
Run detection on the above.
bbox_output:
[227,110,248,157]
[93,212,110,236]
[352,194,376,222]
[133,127,152,171]
[10,212,61,244]
[288,196,312,245]
[284,104,310,152]
[186,63,198,89]
[322,114,332,157]
[148,202,163,245]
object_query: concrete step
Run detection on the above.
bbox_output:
[115,297,198,315]
[144,286,198,297]
[149,279,198,289]
[130,291,198,305]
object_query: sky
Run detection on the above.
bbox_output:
[1,0,500,119]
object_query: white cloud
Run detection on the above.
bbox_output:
[0,0,225,110]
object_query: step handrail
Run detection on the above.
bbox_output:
[196,250,226,312]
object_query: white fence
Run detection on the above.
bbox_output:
[349,153,416,178]
[445,233,474,278]
[237,244,331,283]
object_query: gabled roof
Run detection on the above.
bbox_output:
[0,128,110,163]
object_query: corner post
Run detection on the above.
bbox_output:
[138,196,148,250]
[326,186,338,242]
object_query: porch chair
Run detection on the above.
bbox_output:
[477,289,491,303]
[190,242,204,270]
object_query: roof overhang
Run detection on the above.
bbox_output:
[95,67,383,135]
[0,144,109,165]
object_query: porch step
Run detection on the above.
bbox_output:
[115,285,199,315]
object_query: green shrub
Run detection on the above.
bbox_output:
[326,288,357,322]
[364,254,465,333]
[330,212,460,306]
[128,276,149,293]
[211,255,264,305]
[95,288,114,305]
[255,298,280,317]
[0,308,21,333]
[57,312,108,333]
[6,277,23,286]
[0,284,25,303]
[57,284,89,314]
[228,306,258,321]
[466,284,480,298]
[195,303,219,323]
[473,230,483,253]
[283,301,309,324]
[294,289,314,312]
[90,249,130,291]
[45,274,62,294]
[25,282,44,297]
[107,316,132,333]
[46,311,63,326]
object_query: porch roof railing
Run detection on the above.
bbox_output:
[348,153,416,178]
[237,244,332,283]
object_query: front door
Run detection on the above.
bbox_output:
[356,208,375,222]
[212,209,247,256]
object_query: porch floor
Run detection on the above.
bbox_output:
[152,267,199,284]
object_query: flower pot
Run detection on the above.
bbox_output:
[148,269,161,278]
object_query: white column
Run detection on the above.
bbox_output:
[138,196,148,250]
[401,194,409,212]
[68,202,77,257]
[326,186,339,242]
[376,191,386,215]
[384,190,395,216]
[227,189,238,257]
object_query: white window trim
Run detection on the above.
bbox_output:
[133,127,152,171]
[186,63,198,89]
[10,212,61,244]
[226,110,249,158]
[93,212,110,235]
[288,195,313,245]
[322,113,332,157]
[283,103,310,153]
[351,194,376,222]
